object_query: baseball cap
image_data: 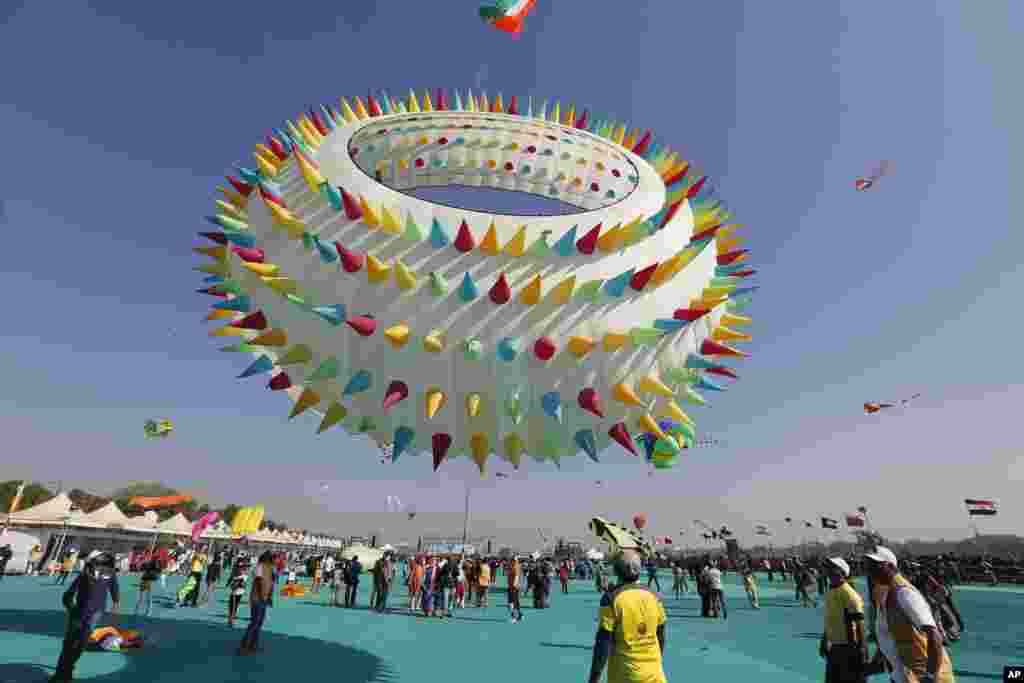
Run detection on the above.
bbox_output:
[864,546,898,567]
[826,557,850,577]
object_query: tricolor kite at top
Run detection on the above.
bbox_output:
[479,0,537,35]
[194,87,757,477]
[854,160,891,192]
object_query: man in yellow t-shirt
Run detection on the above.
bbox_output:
[588,550,667,683]
[820,557,867,683]
[185,550,207,607]
[477,560,491,607]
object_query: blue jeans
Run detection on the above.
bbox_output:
[240,601,267,650]
[54,609,102,680]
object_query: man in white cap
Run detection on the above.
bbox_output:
[863,546,955,683]
[820,557,866,683]
[588,550,667,683]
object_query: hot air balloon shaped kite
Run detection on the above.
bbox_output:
[479,0,538,35]
[194,86,757,478]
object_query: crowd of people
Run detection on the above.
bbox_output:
[23,537,1017,683]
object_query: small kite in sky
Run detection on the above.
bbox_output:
[496,472,510,479]
[144,419,174,439]
[479,0,537,35]
[864,393,921,414]
[855,160,891,192]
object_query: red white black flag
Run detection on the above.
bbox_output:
[964,499,997,516]
[845,513,866,528]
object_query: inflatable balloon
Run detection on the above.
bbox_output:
[194,88,757,475]
[633,513,648,531]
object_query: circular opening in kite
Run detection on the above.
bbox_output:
[406,185,581,216]
[340,112,651,218]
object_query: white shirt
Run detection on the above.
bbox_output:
[877,583,936,683]
[704,567,723,590]
[323,557,335,572]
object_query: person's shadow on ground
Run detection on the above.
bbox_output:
[0,609,394,683]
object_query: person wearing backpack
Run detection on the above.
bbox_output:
[135,558,161,616]
[51,551,120,683]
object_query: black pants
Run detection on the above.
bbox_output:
[767,570,774,582]
[53,609,100,681]
[825,644,865,683]
[647,573,661,591]
[375,584,389,610]
[228,594,242,622]
[345,581,359,607]
[700,588,711,617]
[0,560,8,578]
[508,588,523,618]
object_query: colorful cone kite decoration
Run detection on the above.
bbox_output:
[432,433,452,471]
[238,355,275,378]
[534,337,557,361]
[195,89,756,473]
[317,402,348,433]
[458,273,480,301]
[382,380,409,412]
[489,274,511,304]
[497,338,519,362]
[541,392,563,422]
[574,429,599,463]
[392,426,415,462]
[346,315,377,337]
[578,388,605,417]
[289,388,321,419]
[425,389,446,419]
[609,422,637,456]
[268,372,292,391]
[470,433,489,476]
[342,370,373,396]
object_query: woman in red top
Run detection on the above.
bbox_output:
[559,562,570,594]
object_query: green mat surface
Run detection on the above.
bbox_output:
[0,572,1017,681]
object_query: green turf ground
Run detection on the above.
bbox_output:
[0,572,1017,681]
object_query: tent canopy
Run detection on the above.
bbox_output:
[75,501,131,529]
[8,492,76,522]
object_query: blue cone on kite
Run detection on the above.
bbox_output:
[392,426,415,462]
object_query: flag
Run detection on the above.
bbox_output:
[7,483,26,515]
[964,499,997,516]
[845,513,866,528]
[755,524,772,536]
[784,517,793,523]
[857,506,868,514]
[804,521,814,529]
[821,517,839,530]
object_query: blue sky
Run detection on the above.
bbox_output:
[1,1,1020,549]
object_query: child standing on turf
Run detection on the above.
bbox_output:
[329,563,343,606]
[228,565,247,627]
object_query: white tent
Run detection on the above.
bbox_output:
[127,511,159,530]
[75,501,131,529]
[8,492,76,523]
[156,513,193,536]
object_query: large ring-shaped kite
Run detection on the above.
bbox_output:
[198,90,755,474]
